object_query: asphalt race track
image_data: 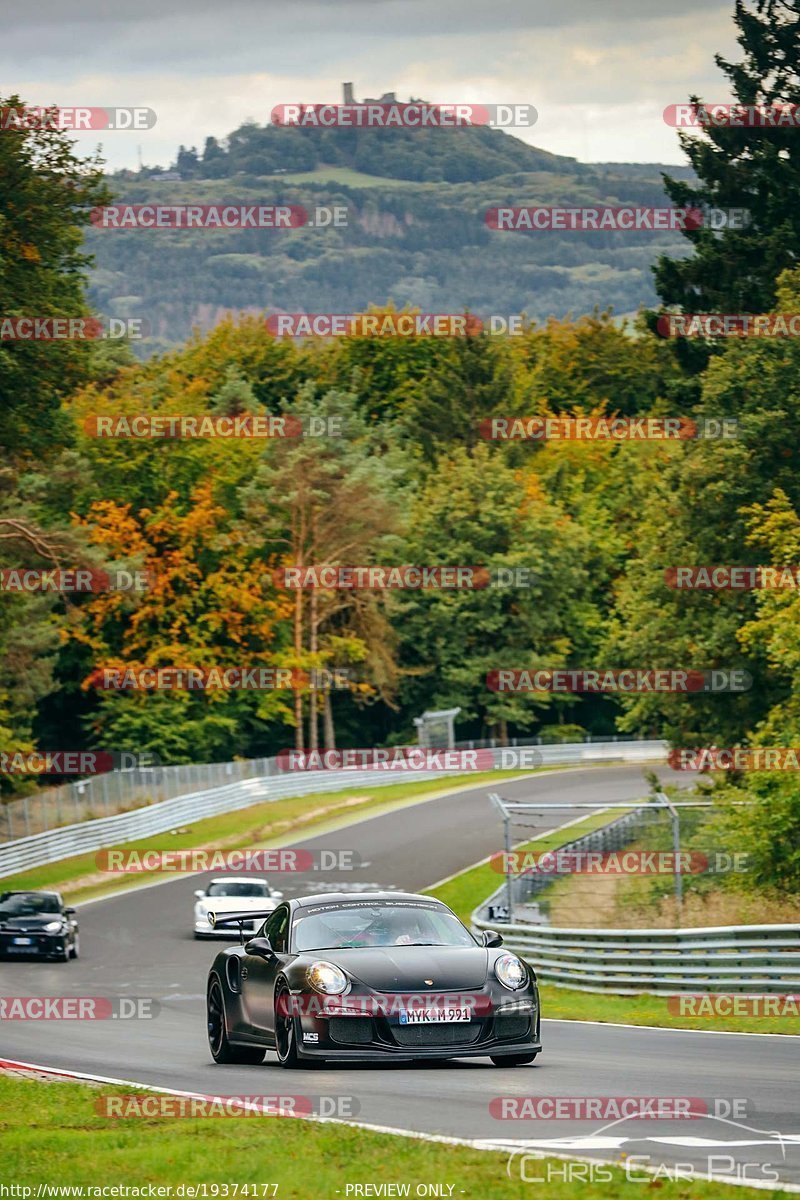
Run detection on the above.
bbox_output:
[2,765,798,1190]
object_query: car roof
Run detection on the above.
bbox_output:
[207,876,270,883]
[0,890,62,902]
[291,891,443,908]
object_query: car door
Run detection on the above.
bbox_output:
[241,904,290,1040]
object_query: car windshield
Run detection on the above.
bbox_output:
[292,903,475,952]
[205,882,271,898]
[0,892,60,916]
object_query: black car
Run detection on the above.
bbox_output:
[205,891,540,1069]
[0,891,79,961]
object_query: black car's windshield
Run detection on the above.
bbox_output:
[206,882,271,898]
[292,903,475,952]
[0,892,61,916]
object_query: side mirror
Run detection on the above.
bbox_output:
[193,890,205,899]
[483,929,503,948]
[64,907,76,917]
[244,936,274,959]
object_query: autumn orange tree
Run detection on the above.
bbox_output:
[69,483,294,761]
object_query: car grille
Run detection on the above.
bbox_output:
[494,1011,531,1040]
[329,1017,373,1045]
[392,1023,481,1048]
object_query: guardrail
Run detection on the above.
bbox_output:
[471,914,800,994]
[0,739,667,878]
[473,803,800,994]
[1,733,659,843]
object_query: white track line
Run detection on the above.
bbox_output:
[545,1018,800,1039]
[2,1056,798,1194]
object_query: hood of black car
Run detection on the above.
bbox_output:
[0,914,61,931]
[320,946,488,991]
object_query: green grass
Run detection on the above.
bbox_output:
[0,1074,781,1198]
[538,984,799,1036]
[1,770,533,904]
[425,812,799,1036]
[259,165,427,187]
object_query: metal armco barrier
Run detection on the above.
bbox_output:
[0,739,666,877]
[473,805,800,995]
[470,914,800,995]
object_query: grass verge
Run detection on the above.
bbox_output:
[1,770,532,904]
[424,812,798,1036]
[0,1073,778,1199]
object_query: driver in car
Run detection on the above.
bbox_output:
[348,909,425,946]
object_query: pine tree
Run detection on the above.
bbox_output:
[655,0,800,315]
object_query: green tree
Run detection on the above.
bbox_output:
[655,1,800,315]
[394,445,592,742]
[0,95,110,461]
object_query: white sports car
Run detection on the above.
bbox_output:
[194,877,283,938]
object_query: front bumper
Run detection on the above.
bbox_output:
[0,931,68,958]
[195,917,262,937]
[294,990,541,1060]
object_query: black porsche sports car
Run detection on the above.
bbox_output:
[205,891,540,1068]
[0,890,79,961]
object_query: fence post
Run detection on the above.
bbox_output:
[504,812,514,922]
[656,792,683,923]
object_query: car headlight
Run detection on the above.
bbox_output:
[43,921,65,933]
[306,962,349,995]
[494,953,528,990]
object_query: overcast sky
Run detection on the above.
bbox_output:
[2,0,740,170]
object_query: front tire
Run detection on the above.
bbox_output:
[490,1052,538,1066]
[70,934,79,960]
[275,983,303,1069]
[207,977,265,1064]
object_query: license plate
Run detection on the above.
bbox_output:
[399,1007,471,1024]
[12,937,32,945]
